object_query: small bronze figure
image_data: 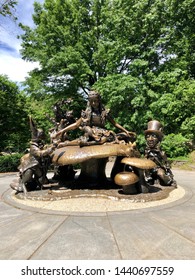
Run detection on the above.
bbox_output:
[47,98,76,144]
[16,117,55,193]
[144,120,177,187]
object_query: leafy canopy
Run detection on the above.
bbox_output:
[0,75,29,152]
[17,0,195,156]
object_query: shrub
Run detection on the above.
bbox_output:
[0,153,23,172]
[136,134,146,155]
[161,133,191,158]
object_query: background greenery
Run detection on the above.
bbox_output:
[0,0,195,170]
[0,153,23,172]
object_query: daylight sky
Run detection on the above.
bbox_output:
[0,0,44,83]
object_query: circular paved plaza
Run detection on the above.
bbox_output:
[0,168,195,259]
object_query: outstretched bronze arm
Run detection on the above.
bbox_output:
[107,115,136,138]
[52,118,82,139]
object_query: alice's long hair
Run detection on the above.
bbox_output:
[84,91,109,126]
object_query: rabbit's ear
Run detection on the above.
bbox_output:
[29,115,38,139]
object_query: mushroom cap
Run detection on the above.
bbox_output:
[114,171,139,186]
[52,143,137,165]
[121,157,156,169]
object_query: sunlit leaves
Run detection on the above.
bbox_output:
[0,0,17,19]
[18,0,195,154]
[0,75,29,151]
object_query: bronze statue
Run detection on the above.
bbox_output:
[54,91,136,147]
[10,92,176,197]
[144,120,177,187]
[47,98,76,144]
[46,99,76,180]
[14,117,56,194]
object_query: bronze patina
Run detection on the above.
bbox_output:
[10,92,176,198]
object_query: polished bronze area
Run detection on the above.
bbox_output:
[52,143,136,165]
[121,157,156,169]
[114,171,139,194]
[114,171,139,186]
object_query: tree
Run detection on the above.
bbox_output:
[162,0,195,78]
[19,0,195,155]
[0,0,17,19]
[20,0,167,93]
[19,0,167,129]
[0,75,29,152]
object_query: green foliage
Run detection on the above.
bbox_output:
[149,79,195,135]
[0,75,29,152]
[25,93,85,140]
[94,74,155,134]
[181,116,195,143]
[161,133,191,158]
[15,0,195,157]
[20,0,105,96]
[135,134,146,155]
[0,153,23,172]
[0,0,17,18]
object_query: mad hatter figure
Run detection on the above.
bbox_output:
[144,120,177,187]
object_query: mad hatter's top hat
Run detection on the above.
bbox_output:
[144,120,164,140]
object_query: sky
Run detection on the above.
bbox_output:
[0,0,44,83]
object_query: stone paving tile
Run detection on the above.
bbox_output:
[108,213,195,259]
[0,202,34,227]
[0,171,195,260]
[173,170,195,190]
[30,215,121,260]
[147,202,195,244]
[0,213,67,260]
[0,174,16,195]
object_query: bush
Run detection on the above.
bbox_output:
[0,153,23,172]
[161,133,191,158]
[136,134,146,154]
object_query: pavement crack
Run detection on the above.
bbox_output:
[106,213,123,259]
[27,216,68,260]
[149,215,195,245]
